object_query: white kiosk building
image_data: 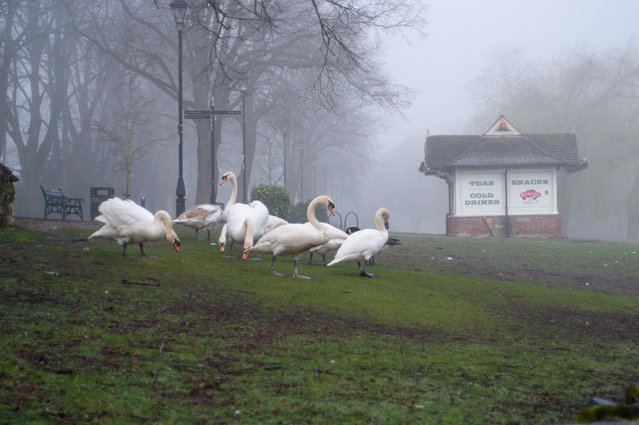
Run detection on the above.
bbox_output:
[419,116,588,237]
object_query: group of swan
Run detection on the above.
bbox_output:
[88,170,392,277]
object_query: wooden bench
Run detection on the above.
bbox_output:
[40,186,84,220]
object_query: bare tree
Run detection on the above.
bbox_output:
[5,1,75,214]
[0,1,20,161]
[95,71,165,199]
[469,44,639,239]
[69,0,423,206]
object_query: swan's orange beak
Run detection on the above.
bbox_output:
[218,176,227,185]
[242,244,251,260]
[384,221,389,230]
[172,240,181,253]
[327,201,336,216]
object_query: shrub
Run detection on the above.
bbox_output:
[250,184,290,218]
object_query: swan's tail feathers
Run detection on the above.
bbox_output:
[94,215,107,224]
[246,240,272,254]
[88,227,107,240]
[328,252,363,266]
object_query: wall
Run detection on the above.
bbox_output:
[447,214,561,237]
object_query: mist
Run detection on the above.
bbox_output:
[3,1,639,241]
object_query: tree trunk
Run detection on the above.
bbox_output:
[0,3,17,161]
[626,168,639,240]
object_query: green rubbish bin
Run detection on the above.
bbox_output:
[90,187,114,220]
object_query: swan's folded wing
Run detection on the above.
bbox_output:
[98,197,153,227]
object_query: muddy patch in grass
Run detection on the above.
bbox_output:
[500,300,639,342]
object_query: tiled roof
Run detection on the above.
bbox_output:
[421,132,584,174]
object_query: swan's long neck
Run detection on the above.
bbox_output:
[226,173,238,209]
[243,218,254,248]
[241,218,254,260]
[156,211,175,236]
[374,208,389,232]
[306,197,325,231]
[156,210,181,252]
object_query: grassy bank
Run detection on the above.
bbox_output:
[1,224,638,424]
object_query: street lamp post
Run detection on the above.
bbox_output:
[210,96,216,205]
[239,72,249,203]
[170,0,188,217]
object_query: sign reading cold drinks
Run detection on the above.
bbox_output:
[457,170,504,215]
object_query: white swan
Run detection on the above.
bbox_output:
[327,207,390,277]
[308,223,348,265]
[218,171,269,259]
[267,214,288,232]
[247,195,336,279]
[173,204,223,240]
[88,197,181,257]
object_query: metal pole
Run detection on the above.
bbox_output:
[210,99,216,204]
[175,25,186,216]
[504,169,510,238]
[241,91,247,203]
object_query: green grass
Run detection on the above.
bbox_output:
[1,225,638,424]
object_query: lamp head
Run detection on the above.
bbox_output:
[170,0,188,30]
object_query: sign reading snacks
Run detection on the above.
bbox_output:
[508,169,556,214]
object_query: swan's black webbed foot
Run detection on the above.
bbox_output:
[357,261,374,277]
[271,270,284,277]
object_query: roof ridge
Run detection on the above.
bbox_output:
[444,135,485,166]
[521,133,572,164]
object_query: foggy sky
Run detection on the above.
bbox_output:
[359,0,639,234]
[382,0,639,138]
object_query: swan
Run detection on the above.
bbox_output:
[173,204,223,240]
[218,171,269,259]
[267,215,288,232]
[307,222,348,265]
[341,226,401,265]
[246,195,336,279]
[88,197,181,257]
[327,207,390,277]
